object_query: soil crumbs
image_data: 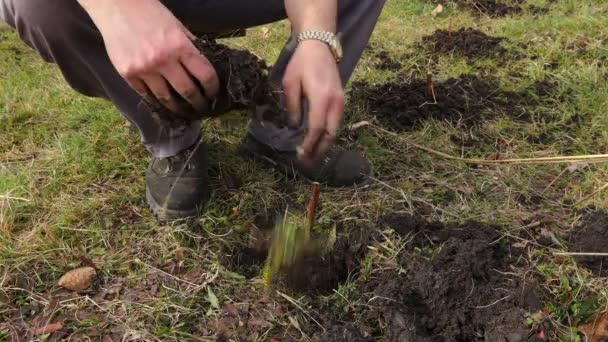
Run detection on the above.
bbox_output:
[420,28,507,61]
[350,74,556,132]
[229,215,545,341]
[569,211,608,277]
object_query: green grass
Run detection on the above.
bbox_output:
[2,0,608,340]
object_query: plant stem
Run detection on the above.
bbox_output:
[305,182,321,237]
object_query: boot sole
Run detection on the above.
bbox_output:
[146,187,199,221]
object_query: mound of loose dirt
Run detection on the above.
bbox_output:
[420,28,507,60]
[305,215,545,341]
[366,215,543,341]
[222,214,545,340]
[569,211,608,277]
[350,74,556,132]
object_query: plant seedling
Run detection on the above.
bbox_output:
[262,182,321,287]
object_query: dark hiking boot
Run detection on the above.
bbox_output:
[146,137,210,221]
[240,133,372,188]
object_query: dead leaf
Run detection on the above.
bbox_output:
[175,247,185,268]
[58,267,96,291]
[567,162,589,173]
[34,322,63,335]
[485,152,505,161]
[431,4,444,17]
[222,303,239,317]
[288,316,301,330]
[247,318,272,328]
[232,207,240,217]
[261,27,272,39]
[208,287,220,309]
[579,312,608,342]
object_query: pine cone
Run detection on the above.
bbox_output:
[57,266,96,291]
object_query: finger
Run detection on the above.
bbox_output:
[300,96,330,160]
[181,25,197,41]
[180,52,220,99]
[160,62,208,112]
[141,74,180,113]
[314,94,344,158]
[127,77,163,109]
[126,77,150,98]
[283,77,302,128]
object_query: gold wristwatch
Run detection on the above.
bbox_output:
[296,31,343,63]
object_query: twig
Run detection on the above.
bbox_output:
[0,195,30,202]
[137,259,217,290]
[553,252,608,257]
[305,182,321,238]
[448,17,453,38]
[573,182,608,207]
[541,167,568,195]
[473,294,512,309]
[425,72,433,98]
[372,124,608,165]
[277,291,326,332]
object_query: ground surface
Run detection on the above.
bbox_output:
[1,1,608,341]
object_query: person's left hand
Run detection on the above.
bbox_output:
[282,40,344,162]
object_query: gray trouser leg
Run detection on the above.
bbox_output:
[1,0,385,156]
[0,0,203,158]
[247,0,387,152]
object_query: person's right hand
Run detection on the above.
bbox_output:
[78,0,219,119]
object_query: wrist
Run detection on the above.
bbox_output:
[297,31,343,63]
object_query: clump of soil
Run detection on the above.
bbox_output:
[420,28,506,60]
[374,50,403,71]
[569,211,608,277]
[312,215,544,341]
[195,39,276,114]
[370,215,543,341]
[145,38,278,124]
[350,74,557,132]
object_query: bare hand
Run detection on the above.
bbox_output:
[283,40,344,161]
[80,0,219,119]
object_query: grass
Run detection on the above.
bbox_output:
[1,0,608,340]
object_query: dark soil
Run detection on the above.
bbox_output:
[350,74,558,132]
[145,38,278,124]
[223,213,545,341]
[374,50,403,71]
[285,222,376,293]
[309,215,544,341]
[569,211,608,277]
[195,39,276,114]
[419,28,507,61]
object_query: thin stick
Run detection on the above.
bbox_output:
[372,125,608,165]
[473,295,512,309]
[448,17,453,38]
[305,182,321,238]
[554,252,608,257]
[541,167,568,195]
[425,72,433,98]
[573,182,608,207]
